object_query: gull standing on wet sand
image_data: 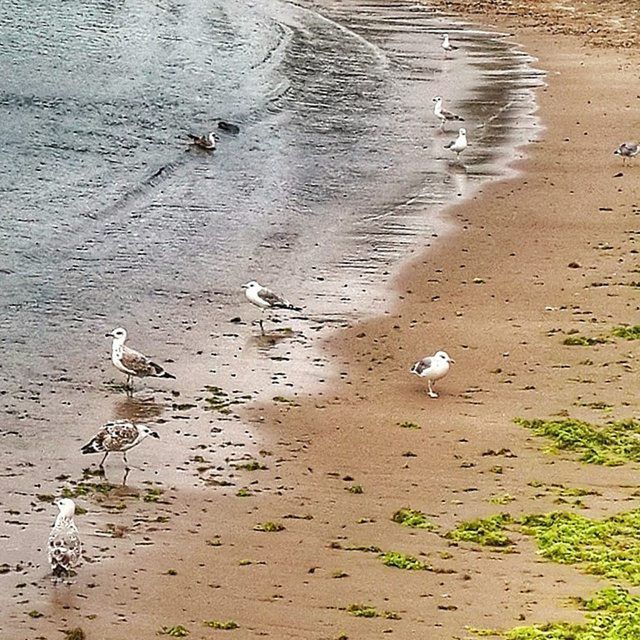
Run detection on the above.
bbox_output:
[242,280,302,334]
[81,420,160,470]
[444,127,467,161]
[441,33,457,56]
[106,327,176,394]
[187,131,216,150]
[433,96,464,130]
[48,498,82,584]
[613,141,638,164]
[410,351,454,398]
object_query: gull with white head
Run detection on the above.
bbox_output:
[433,96,464,130]
[242,280,302,334]
[48,498,82,584]
[187,131,216,151]
[81,420,160,470]
[614,141,638,164]
[444,127,467,161]
[410,350,454,398]
[106,327,176,394]
[441,33,457,56]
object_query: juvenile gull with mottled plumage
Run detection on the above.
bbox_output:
[614,141,638,164]
[410,350,454,398]
[106,327,176,393]
[48,498,82,584]
[241,280,302,333]
[81,420,160,469]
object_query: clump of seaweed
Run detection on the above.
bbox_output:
[159,626,189,637]
[519,509,640,584]
[611,325,640,340]
[253,522,285,532]
[64,629,86,640]
[380,551,430,571]
[203,620,239,629]
[500,586,640,639]
[398,421,421,430]
[391,508,436,530]
[515,416,640,465]
[447,513,513,547]
[562,334,609,346]
[346,604,400,620]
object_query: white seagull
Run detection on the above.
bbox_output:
[106,327,176,394]
[613,141,638,164]
[441,33,457,56]
[433,96,464,130]
[444,127,468,160]
[187,131,216,151]
[48,498,82,584]
[81,420,160,469]
[242,280,302,334]
[410,351,454,398]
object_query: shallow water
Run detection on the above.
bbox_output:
[0,0,543,620]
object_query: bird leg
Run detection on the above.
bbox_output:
[126,375,134,396]
[123,451,130,470]
[122,466,131,487]
[427,380,438,398]
[99,452,109,469]
[259,317,265,335]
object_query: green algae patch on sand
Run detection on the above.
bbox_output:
[501,586,640,640]
[253,521,285,532]
[611,325,640,341]
[346,604,401,620]
[391,507,436,530]
[380,551,431,571]
[447,513,514,547]
[158,625,189,637]
[515,416,640,465]
[202,620,239,630]
[562,334,609,346]
[519,509,640,584]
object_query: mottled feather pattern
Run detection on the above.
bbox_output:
[411,357,433,375]
[82,421,140,453]
[48,514,82,580]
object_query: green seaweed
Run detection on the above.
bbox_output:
[202,620,239,630]
[159,625,189,637]
[346,485,363,494]
[380,551,430,571]
[253,521,285,532]
[611,325,640,340]
[447,513,513,547]
[346,604,400,620]
[391,508,436,530]
[562,334,609,346]
[515,416,640,465]
[398,421,421,429]
[233,460,268,471]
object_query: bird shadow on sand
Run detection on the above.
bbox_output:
[248,327,306,351]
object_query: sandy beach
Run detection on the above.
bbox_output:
[6,1,639,639]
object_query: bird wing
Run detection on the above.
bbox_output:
[441,108,463,121]
[48,520,82,575]
[121,346,164,377]
[411,357,433,375]
[257,287,291,308]
[444,141,454,149]
[103,421,140,450]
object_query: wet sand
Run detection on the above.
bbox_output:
[5,2,640,639]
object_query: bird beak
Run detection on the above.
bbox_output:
[449,358,455,364]
[241,283,249,289]
[105,332,114,338]
[151,432,160,439]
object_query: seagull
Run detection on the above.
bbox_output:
[613,141,639,164]
[106,327,176,394]
[187,131,216,150]
[410,351,454,398]
[241,281,302,334]
[48,498,82,584]
[81,420,160,470]
[444,127,467,160]
[441,33,457,56]
[433,96,464,130]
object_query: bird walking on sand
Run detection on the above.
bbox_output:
[410,351,454,398]
[48,498,82,584]
[242,280,302,334]
[81,420,160,470]
[444,127,467,161]
[614,141,638,164]
[187,131,216,151]
[441,33,457,56]
[433,96,464,130]
[106,327,175,394]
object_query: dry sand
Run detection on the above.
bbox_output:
[8,2,639,639]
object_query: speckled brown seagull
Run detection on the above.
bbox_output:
[81,420,160,469]
[614,141,639,164]
[48,498,82,584]
[187,131,216,150]
[106,327,175,393]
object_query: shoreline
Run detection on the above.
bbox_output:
[6,3,640,638]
